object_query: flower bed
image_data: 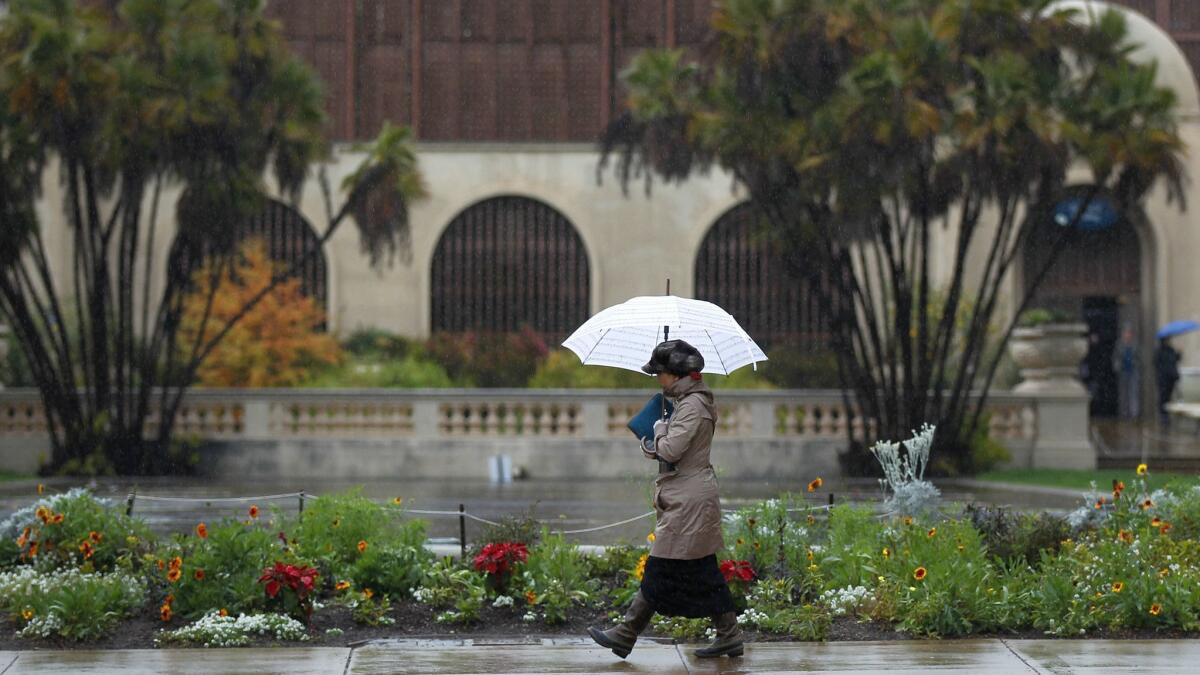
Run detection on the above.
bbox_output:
[1,465,1199,648]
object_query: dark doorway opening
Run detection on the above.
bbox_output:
[1082,297,1120,418]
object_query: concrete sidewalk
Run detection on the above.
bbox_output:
[0,637,1190,674]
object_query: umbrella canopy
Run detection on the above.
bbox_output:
[562,295,767,375]
[1157,320,1200,340]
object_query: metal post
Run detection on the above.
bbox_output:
[125,491,136,517]
[459,503,467,559]
[828,492,835,506]
[298,491,306,514]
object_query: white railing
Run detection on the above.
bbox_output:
[0,387,1038,444]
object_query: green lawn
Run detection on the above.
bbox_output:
[0,470,34,483]
[975,468,1200,491]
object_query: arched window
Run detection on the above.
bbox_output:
[430,196,590,340]
[694,203,828,350]
[171,199,328,307]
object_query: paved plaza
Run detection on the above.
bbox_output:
[0,637,1194,674]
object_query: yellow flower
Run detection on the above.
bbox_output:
[34,507,49,523]
[927,527,937,539]
[913,567,927,581]
[882,547,891,558]
[219,608,229,617]
[332,518,341,528]
[956,544,965,553]
[21,609,33,621]
[1150,603,1162,616]
[634,554,648,581]
[36,483,44,495]
[806,514,816,525]
[336,580,351,591]
[902,516,913,526]
[363,588,374,599]
[806,549,814,561]
[736,538,744,546]
[646,532,655,543]
[1112,581,1124,593]
[1151,517,1163,528]
[525,589,538,605]
[1137,463,1148,476]
[1142,499,1153,511]
[392,497,403,506]
[1160,568,1170,578]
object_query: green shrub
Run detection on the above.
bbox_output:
[964,504,1068,567]
[521,529,595,623]
[739,578,831,639]
[308,355,454,388]
[528,350,649,388]
[287,489,430,592]
[412,558,488,624]
[426,329,549,387]
[3,488,154,573]
[724,495,820,584]
[0,567,145,641]
[473,509,544,553]
[819,505,885,590]
[342,329,422,360]
[156,520,284,619]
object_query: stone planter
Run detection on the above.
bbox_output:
[1008,323,1088,395]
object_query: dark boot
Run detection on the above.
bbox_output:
[694,611,744,658]
[588,591,654,659]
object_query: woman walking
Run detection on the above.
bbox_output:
[588,340,743,659]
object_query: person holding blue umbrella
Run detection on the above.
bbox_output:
[1154,320,1196,425]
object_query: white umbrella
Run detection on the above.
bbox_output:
[562,295,768,375]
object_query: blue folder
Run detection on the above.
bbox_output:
[627,393,674,442]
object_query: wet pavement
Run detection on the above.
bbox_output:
[1,638,1195,674]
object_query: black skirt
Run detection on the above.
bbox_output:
[639,554,736,618]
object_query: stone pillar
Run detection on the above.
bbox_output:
[580,400,609,439]
[1029,393,1096,470]
[413,399,440,439]
[749,399,777,438]
[242,399,270,438]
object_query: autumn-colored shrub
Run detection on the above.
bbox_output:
[178,240,341,387]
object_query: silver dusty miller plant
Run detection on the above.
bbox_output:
[870,424,941,516]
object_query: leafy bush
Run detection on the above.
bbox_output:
[528,350,648,389]
[473,510,543,551]
[3,488,154,573]
[964,504,1068,567]
[156,520,284,620]
[156,610,309,647]
[308,355,454,388]
[521,530,595,623]
[426,328,549,387]
[0,567,145,641]
[287,489,430,595]
[739,578,831,639]
[411,558,488,624]
[342,329,422,360]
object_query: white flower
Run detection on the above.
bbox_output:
[492,595,514,608]
[522,611,538,622]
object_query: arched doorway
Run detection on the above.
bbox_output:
[1022,192,1145,418]
[694,203,829,351]
[430,196,590,341]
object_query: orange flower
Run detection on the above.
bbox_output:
[36,483,44,495]
[1151,517,1163,527]
[806,514,816,525]
[28,543,38,557]
[363,588,374,599]
[164,594,175,605]
[1142,499,1153,510]
[170,556,183,570]
[1118,530,1133,544]
[1094,498,1105,510]
[194,569,206,581]
[357,540,368,553]
[89,531,102,543]
[51,513,63,525]
[21,609,33,621]
[156,559,165,571]
[16,534,27,549]
[1112,581,1124,593]
[335,580,351,591]
[1160,523,1172,535]
[78,541,93,559]
[219,608,228,617]
[35,507,49,523]
[927,527,937,539]
[248,505,259,519]
[1150,603,1162,616]
[902,516,913,526]
[807,477,823,492]
[913,567,927,581]
[195,523,208,539]
[1160,568,1171,578]
[167,568,182,583]
[160,605,172,622]
[525,590,538,605]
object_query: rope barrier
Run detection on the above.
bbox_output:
[549,511,654,535]
[128,492,306,503]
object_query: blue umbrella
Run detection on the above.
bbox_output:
[1157,320,1200,339]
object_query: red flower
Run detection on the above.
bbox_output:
[265,580,281,598]
[473,542,529,577]
[719,559,756,583]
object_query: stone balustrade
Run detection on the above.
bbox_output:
[0,387,1083,478]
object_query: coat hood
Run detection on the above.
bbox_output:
[665,376,716,420]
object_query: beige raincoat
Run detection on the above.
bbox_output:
[645,376,724,559]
